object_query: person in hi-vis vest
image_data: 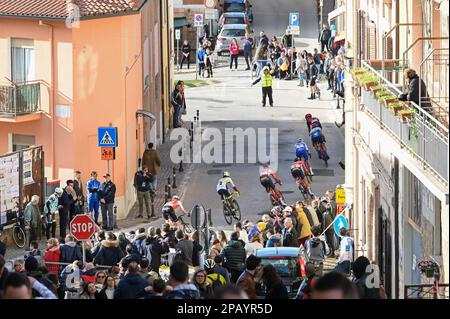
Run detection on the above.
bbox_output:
[252,65,275,107]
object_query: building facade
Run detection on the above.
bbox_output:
[338,0,449,298]
[0,0,174,220]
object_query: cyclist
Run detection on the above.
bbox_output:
[291,159,315,199]
[216,171,240,211]
[310,126,328,159]
[162,195,190,228]
[259,164,285,206]
[305,113,322,133]
[295,138,314,175]
[43,188,63,239]
[204,259,227,290]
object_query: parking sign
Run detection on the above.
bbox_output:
[289,12,300,27]
[194,14,203,27]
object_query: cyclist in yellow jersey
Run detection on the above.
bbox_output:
[217,171,240,200]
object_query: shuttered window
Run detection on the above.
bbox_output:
[368,22,377,60]
[359,10,367,61]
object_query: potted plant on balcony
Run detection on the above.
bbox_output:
[375,90,392,102]
[360,75,379,91]
[370,84,384,96]
[368,59,398,70]
[350,67,367,78]
[397,109,415,122]
[388,101,405,115]
[380,95,399,108]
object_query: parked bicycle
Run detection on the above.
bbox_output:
[12,211,27,248]
[222,192,241,225]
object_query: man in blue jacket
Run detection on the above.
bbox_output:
[114,255,148,299]
[99,173,116,230]
[87,171,101,224]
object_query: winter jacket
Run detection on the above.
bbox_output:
[282,227,298,247]
[93,239,125,266]
[132,233,148,256]
[44,245,61,275]
[99,181,116,204]
[144,236,169,271]
[165,283,201,299]
[266,235,281,248]
[134,171,154,192]
[400,75,432,110]
[43,194,59,224]
[319,28,331,43]
[220,240,246,272]
[305,237,328,262]
[81,268,97,283]
[237,270,258,299]
[192,241,203,267]
[295,206,312,240]
[266,282,289,299]
[87,178,101,201]
[229,42,240,55]
[24,201,41,229]
[58,191,71,216]
[60,241,82,264]
[182,44,191,54]
[245,241,263,257]
[113,272,148,299]
[175,238,194,266]
[142,149,161,175]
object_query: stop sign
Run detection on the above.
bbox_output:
[70,215,96,241]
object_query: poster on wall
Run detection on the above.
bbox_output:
[23,149,34,186]
[0,153,20,225]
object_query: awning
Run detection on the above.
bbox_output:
[174,17,188,28]
[328,6,346,23]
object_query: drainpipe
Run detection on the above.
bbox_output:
[39,20,56,180]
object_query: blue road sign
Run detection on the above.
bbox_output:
[289,12,300,27]
[333,215,349,237]
[98,127,118,147]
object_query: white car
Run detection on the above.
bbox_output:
[216,24,252,56]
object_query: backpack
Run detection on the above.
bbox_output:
[306,238,326,262]
[208,274,225,291]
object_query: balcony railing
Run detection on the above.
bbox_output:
[404,283,449,299]
[0,82,41,117]
[359,61,449,185]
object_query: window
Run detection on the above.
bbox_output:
[221,29,246,37]
[10,134,35,152]
[11,38,35,84]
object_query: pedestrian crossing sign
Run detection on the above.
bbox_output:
[98,127,118,147]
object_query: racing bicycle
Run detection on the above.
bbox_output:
[296,178,315,201]
[222,192,241,225]
[177,215,194,234]
[300,159,313,183]
[317,142,330,167]
[269,181,286,207]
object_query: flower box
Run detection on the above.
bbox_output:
[398,109,415,122]
[368,59,398,70]
[388,102,405,115]
[363,81,379,91]
[370,85,384,96]
[383,97,399,108]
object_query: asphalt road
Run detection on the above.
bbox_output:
[180,66,345,229]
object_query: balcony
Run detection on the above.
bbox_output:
[0,81,42,119]
[355,61,449,186]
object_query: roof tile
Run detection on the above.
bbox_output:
[0,0,145,19]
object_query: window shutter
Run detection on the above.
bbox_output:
[368,22,377,60]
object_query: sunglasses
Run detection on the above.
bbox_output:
[97,275,106,279]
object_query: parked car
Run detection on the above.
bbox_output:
[221,0,253,23]
[255,247,306,297]
[216,24,252,56]
[218,12,249,31]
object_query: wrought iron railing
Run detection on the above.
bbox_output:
[0,82,41,116]
[359,61,449,185]
[404,283,449,299]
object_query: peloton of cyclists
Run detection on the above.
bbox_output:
[162,195,190,228]
[259,163,286,206]
[216,171,240,211]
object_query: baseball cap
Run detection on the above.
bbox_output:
[103,173,111,178]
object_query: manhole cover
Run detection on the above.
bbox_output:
[314,169,335,176]
[207,169,222,175]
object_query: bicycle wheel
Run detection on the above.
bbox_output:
[233,200,242,221]
[183,222,194,234]
[13,225,26,248]
[223,204,233,225]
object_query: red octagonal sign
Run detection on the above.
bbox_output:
[70,215,96,241]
